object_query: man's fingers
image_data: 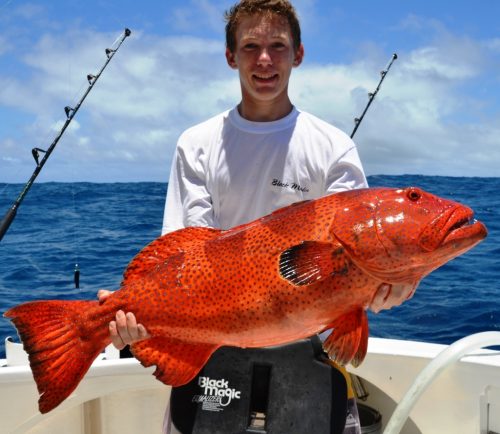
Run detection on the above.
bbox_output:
[370,283,391,313]
[97,289,113,304]
[125,312,141,342]
[396,282,418,302]
[109,320,126,350]
[137,324,151,340]
[115,310,134,345]
[370,282,419,313]
[107,308,151,350]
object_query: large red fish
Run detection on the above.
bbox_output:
[5,187,487,414]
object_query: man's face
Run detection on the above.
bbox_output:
[226,13,304,106]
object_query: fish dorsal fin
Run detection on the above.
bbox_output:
[122,227,220,286]
[323,308,368,367]
[131,337,219,387]
[279,241,347,286]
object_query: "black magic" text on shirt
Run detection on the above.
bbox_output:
[272,178,310,193]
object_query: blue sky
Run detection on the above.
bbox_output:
[0,0,499,182]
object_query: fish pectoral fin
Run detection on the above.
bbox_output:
[322,308,368,367]
[131,337,219,387]
[122,227,221,286]
[279,241,347,286]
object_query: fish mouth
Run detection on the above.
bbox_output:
[420,206,487,251]
[440,207,487,247]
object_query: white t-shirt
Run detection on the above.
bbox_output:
[162,106,367,234]
[162,106,367,433]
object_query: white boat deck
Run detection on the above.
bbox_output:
[1,336,500,433]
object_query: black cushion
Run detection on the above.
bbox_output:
[171,336,347,434]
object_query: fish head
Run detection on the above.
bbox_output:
[332,187,487,282]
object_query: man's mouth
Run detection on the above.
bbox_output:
[253,73,278,83]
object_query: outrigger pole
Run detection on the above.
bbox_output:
[350,53,397,138]
[0,28,131,242]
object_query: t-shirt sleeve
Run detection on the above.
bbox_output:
[161,137,217,235]
[325,144,368,194]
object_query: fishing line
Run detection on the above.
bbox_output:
[66,29,130,289]
[71,186,80,289]
[67,53,81,290]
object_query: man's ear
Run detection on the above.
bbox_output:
[225,48,238,69]
[293,43,304,67]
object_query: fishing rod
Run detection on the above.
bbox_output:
[0,28,132,243]
[350,53,397,138]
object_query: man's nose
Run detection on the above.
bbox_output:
[257,48,272,65]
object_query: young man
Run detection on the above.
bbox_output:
[100,1,414,432]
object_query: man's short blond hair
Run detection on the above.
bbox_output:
[224,0,302,53]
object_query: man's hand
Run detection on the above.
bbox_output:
[369,282,418,313]
[98,290,151,350]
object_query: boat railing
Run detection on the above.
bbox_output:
[383,331,500,434]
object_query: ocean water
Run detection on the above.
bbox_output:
[0,176,498,358]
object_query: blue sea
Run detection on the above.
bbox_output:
[0,175,498,358]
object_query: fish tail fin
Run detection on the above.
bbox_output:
[4,300,108,413]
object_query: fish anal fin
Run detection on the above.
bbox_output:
[131,337,219,386]
[279,241,347,286]
[122,227,220,286]
[323,308,369,367]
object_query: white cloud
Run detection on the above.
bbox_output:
[290,35,499,177]
[404,46,477,81]
[2,156,19,163]
[0,14,499,182]
[0,26,240,181]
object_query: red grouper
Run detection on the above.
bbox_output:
[5,187,487,413]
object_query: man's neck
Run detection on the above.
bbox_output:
[237,96,294,122]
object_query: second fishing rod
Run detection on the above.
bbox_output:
[351,53,398,138]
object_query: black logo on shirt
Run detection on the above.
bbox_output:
[272,178,310,193]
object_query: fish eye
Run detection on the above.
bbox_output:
[407,188,422,202]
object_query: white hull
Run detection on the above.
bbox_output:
[1,335,500,434]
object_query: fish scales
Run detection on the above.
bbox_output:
[4,187,487,414]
